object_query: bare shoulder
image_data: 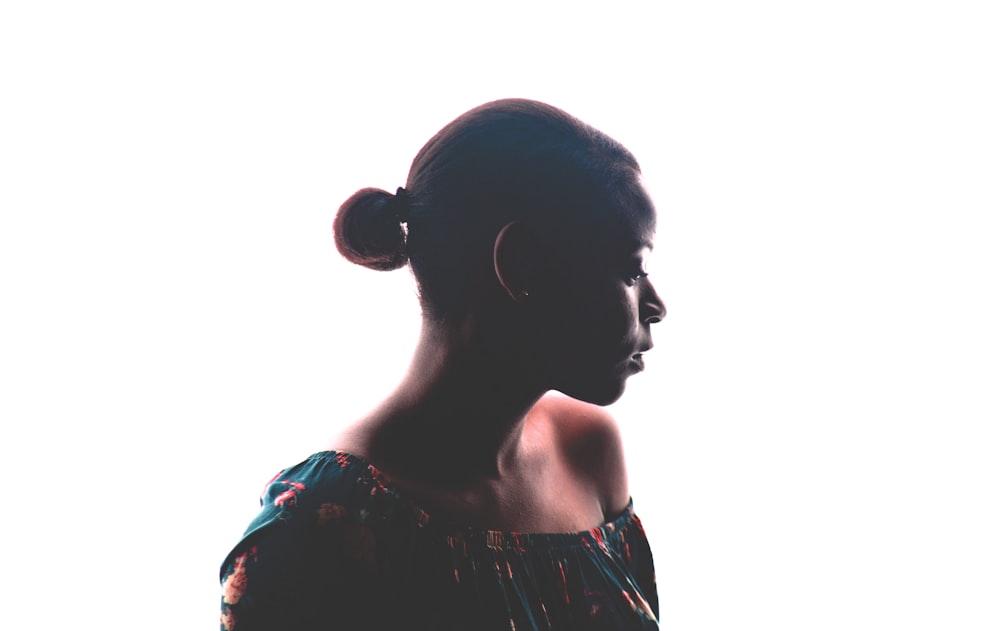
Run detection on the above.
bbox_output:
[534,395,630,518]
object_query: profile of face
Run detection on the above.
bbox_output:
[527,178,666,406]
[334,98,665,407]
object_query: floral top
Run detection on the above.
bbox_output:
[220,451,659,630]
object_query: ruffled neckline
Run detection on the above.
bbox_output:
[315,450,639,550]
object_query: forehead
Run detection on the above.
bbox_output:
[538,169,657,259]
[600,175,657,253]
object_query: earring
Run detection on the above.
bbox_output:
[517,289,530,299]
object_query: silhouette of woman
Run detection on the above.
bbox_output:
[220,98,666,630]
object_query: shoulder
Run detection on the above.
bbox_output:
[253,452,364,523]
[222,452,371,573]
[220,452,385,630]
[535,395,630,518]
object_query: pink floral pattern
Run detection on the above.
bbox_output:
[220,450,658,629]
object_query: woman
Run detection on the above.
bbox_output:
[220,98,666,630]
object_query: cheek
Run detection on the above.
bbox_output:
[543,285,637,355]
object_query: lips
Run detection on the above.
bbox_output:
[629,353,645,371]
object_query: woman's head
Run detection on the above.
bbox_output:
[334,99,665,404]
[335,99,648,316]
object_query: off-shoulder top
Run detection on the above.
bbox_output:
[220,451,658,630]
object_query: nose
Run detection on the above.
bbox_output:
[640,279,667,324]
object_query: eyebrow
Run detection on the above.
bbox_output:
[626,238,654,252]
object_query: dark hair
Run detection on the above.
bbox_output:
[334,98,641,319]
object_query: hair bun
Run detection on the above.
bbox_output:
[333,187,409,271]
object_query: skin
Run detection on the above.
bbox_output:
[334,179,666,533]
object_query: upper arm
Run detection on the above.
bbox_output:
[220,472,373,631]
[220,522,316,631]
[221,515,380,631]
[545,395,631,518]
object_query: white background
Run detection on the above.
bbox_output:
[2,2,998,629]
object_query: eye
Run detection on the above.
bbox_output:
[625,272,649,287]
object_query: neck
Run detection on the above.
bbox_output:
[357,315,546,486]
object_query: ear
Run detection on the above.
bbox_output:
[493,221,538,303]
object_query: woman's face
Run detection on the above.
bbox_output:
[531,180,666,405]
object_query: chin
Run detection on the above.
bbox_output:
[556,378,628,407]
